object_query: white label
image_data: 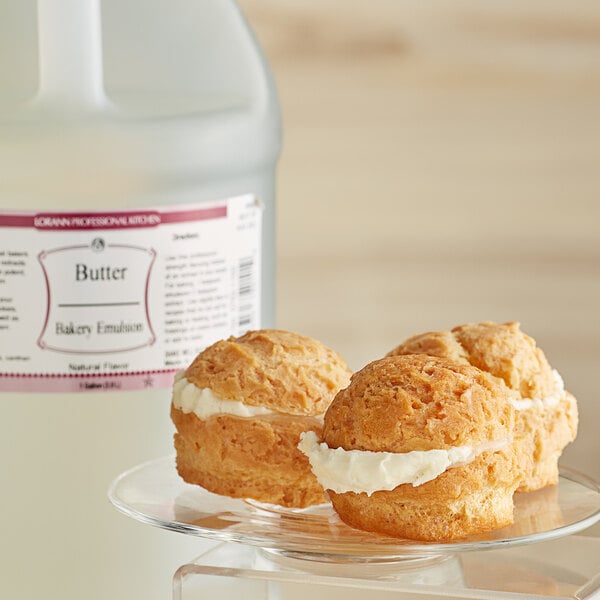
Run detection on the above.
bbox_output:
[0,194,261,393]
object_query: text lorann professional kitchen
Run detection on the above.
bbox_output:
[0,1,281,599]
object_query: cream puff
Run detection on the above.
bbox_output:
[171,329,352,507]
[299,354,520,541]
[387,321,578,492]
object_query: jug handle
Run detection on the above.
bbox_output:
[34,0,106,112]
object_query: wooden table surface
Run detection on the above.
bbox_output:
[241,0,600,478]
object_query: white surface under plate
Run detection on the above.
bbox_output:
[108,455,600,562]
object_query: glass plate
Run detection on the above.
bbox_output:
[108,455,600,562]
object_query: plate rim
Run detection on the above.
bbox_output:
[108,455,600,558]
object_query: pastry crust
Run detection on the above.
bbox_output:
[322,354,519,541]
[324,354,514,453]
[185,329,351,415]
[387,322,578,492]
[172,329,352,507]
[172,408,327,507]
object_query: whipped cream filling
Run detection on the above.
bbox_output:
[298,430,509,495]
[172,370,274,419]
[508,369,565,411]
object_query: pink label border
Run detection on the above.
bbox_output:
[0,370,180,393]
[0,205,227,230]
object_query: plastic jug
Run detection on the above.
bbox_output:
[0,1,280,599]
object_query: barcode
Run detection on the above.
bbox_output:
[238,257,255,330]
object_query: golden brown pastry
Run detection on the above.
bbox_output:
[171,329,352,507]
[299,354,520,541]
[387,321,578,492]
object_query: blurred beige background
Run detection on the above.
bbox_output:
[240,0,600,478]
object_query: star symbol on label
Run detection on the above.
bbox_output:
[143,376,154,388]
